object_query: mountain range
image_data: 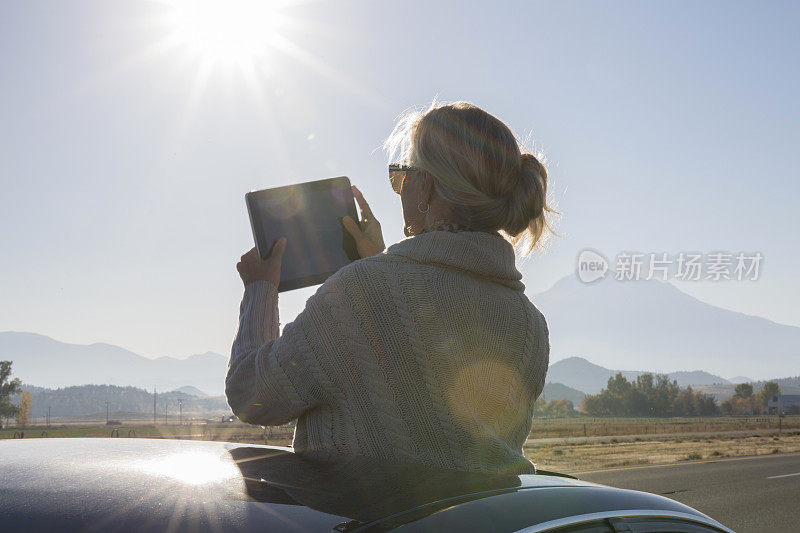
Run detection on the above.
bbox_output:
[0,332,228,395]
[9,384,230,419]
[2,273,798,399]
[532,275,800,380]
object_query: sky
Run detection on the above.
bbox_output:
[1,1,799,360]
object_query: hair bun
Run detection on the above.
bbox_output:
[499,152,548,237]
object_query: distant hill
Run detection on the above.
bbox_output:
[542,382,586,406]
[174,386,209,397]
[666,371,729,388]
[727,376,754,384]
[547,356,730,395]
[533,275,800,380]
[546,356,800,402]
[0,332,227,395]
[11,384,231,419]
[695,376,800,403]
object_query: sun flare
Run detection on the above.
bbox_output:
[165,0,283,65]
[138,451,240,486]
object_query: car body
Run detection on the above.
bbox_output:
[0,438,734,532]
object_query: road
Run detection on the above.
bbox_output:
[576,452,800,533]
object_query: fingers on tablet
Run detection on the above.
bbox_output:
[342,216,363,237]
[352,186,373,220]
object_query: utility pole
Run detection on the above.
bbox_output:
[153,387,157,426]
[105,401,109,425]
[47,406,51,428]
[165,402,168,425]
[179,399,183,426]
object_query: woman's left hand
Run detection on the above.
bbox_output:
[343,185,386,258]
[237,238,286,287]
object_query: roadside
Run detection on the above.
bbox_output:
[525,426,792,445]
[526,430,800,473]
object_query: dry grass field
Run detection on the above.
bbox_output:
[526,431,800,473]
[528,415,800,439]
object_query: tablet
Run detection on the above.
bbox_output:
[246,176,360,292]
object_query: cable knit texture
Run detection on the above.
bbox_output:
[226,230,550,474]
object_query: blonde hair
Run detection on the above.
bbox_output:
[384,101,557,255]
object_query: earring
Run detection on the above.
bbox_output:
[417,201,430,214]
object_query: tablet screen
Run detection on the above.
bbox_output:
[246,177,360,292]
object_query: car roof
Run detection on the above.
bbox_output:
[0,438,723,532]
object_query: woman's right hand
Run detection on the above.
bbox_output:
[342,185,386,259]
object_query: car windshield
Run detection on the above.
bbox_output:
[1,3,797,533]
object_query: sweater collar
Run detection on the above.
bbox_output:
[385,231,525,291]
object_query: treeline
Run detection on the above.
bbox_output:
[9,384,231,418]
[720,382,785,415]
[580,373,718,416]
[534,398,576,418]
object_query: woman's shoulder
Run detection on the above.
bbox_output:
[343,248,416,273]
[312,253,404,295]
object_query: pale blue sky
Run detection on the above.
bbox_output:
[1,1,798,359]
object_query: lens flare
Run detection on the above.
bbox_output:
[137,451,239,486]
[166,0,282,64]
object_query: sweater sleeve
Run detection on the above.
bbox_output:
[225,280,336,426]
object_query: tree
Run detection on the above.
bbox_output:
[16,391,32,427]
[721,395,761,415]
[534,397,576,418]
[0,361,22,425]
[734,383,753,399]
[759,382,781,408]
[580,373,717,416]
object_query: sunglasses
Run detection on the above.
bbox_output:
[388,164,421,195]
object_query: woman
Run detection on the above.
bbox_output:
[227,102,555,475]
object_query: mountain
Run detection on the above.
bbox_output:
[665,371,730,388]
[174,386,209,397]
[547,357,730,395]
[0,332,228,395]
[532,275,800,380]
[547,357,639,395]
[542,382,586,406]
[11,384,230,419]
[727,376,754,384]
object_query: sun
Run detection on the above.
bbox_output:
[164,0,284,65]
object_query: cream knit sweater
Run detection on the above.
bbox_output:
[226,230,549,474]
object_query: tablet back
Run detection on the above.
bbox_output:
[246,176,360,292]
